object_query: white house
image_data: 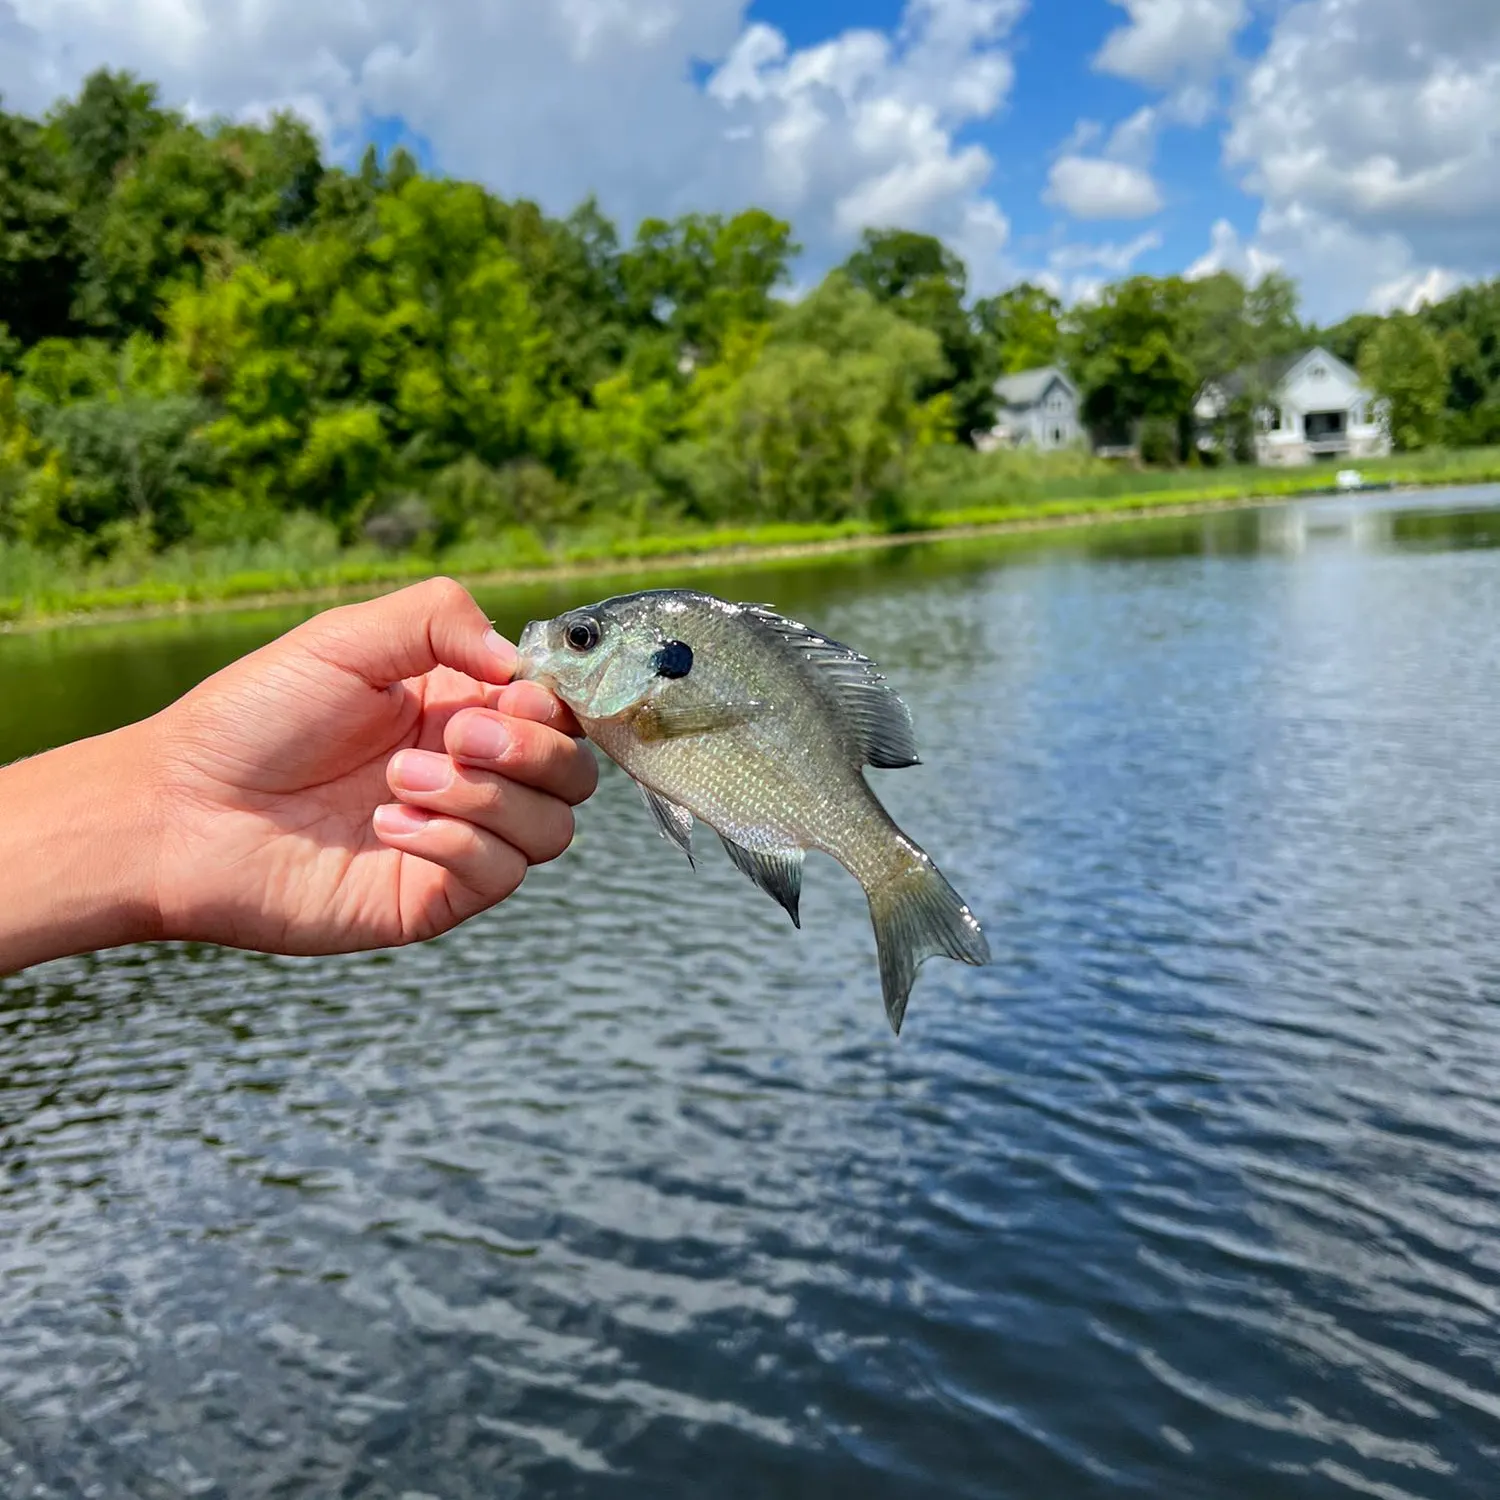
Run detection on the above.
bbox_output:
[975,366,1082,452]
[1195,346,1390,466]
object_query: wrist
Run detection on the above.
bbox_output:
[0,718,164,974]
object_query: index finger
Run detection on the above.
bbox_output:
[484,679,586,738]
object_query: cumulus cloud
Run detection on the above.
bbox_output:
[0,0,1025,286]
[1184,218,1280,283]
[1224,0,1500,314]
[1093,0,1248,85]
[1045,156,1163,219]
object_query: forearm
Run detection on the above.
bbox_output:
[0,721,162,974]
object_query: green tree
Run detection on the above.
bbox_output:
[48,69,172,203]
[677,274,949,523]
[1246,270,1303,360]
[0,105,79,345]
[1358,314,1450,451]
[621,209,796,364]
[81,111,323,333]
[1320,311,1383,372]
[1420,278,1500,444]
[1066,275,1199,453]
[974,283,1062,374]
[841,228,994,441]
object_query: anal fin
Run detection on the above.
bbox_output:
[718,834,804,928]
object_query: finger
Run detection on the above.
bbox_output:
[302,577,518,691]
[486,680,586,737]
[444,709,599,805]
[372,804,529,916]
[387,750,576,865]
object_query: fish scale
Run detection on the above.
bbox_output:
[516,589,990,1033]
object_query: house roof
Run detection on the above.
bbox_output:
[1209,345,1360,401]
[994,365,1075,408]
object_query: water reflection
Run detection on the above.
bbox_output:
[3,484,1500,1498]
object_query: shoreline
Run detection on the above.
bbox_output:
[0,477,1465,636]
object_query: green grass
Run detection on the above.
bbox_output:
[4,447,1499,629]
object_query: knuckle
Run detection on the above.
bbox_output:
[422,575,469,611]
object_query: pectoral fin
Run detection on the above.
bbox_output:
[637,783,695,865]
[633,696,766,741]
[718,835,804,928]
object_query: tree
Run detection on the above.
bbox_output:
[1065,275,1199,452]
[80,111,323,333]
[0,105,79,346]
[1320,312,1383,372]
[974,283,1062,374]
[48,69,172,203]
[1419,278,1500,443]
[1246,270,1303,360]
[621,209,796,366]
[1183,271,1252,385]
[677,274,950,523]
[840,228,995,441]
[1358,314,1450,451]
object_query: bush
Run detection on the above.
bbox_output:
[1139,416,1180,466]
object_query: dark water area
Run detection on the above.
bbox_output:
[4,485,1500,1498]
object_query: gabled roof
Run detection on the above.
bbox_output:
[1208,345,1362,401]
[994,365,1076,408]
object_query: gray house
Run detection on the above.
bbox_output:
[975,366,1082,452]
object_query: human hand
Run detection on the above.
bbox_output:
[140,576,597,954]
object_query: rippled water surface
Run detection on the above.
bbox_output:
[5,487,1500,1499]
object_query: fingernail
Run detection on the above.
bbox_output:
[484,628,519,675]
[374,803,431,837]
[391,749,452,793]
[453,715,510,761]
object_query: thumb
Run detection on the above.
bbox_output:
[301,577,519,689]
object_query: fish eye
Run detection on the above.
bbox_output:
[564,617,601,653]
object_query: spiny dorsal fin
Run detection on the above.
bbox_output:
[638,782,695,865]
[738,604,919,769]
[717,834,804,928]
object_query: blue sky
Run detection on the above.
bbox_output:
[2,0,1495,322]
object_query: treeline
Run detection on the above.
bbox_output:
[2,69,1498,567]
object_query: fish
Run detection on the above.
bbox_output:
[513,589,990,1033]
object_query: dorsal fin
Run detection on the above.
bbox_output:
[738,604,919,769]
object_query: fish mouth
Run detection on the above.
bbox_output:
[513,619,546,683]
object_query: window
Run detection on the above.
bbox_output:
[1310,363,1326,380]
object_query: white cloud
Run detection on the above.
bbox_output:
[1094,0,1248,85]
[1045,156,1164,219]
[1050,229,1163,275]
[1224,0,1500,314]
[1184,217,1281,283]
[1105,105,1159,167]
[0,0,1025,287]
[1369,267,1464,314]
[1035,230,1162,305]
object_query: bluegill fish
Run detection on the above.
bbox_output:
[514,589,989,1033]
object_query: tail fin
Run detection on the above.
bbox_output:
[867,847,990,1034]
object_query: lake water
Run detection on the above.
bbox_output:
[4,486,1500,1499]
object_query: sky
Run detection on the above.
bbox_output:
[1,0,1496,323]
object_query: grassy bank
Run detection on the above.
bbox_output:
[4,446,1498,630]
